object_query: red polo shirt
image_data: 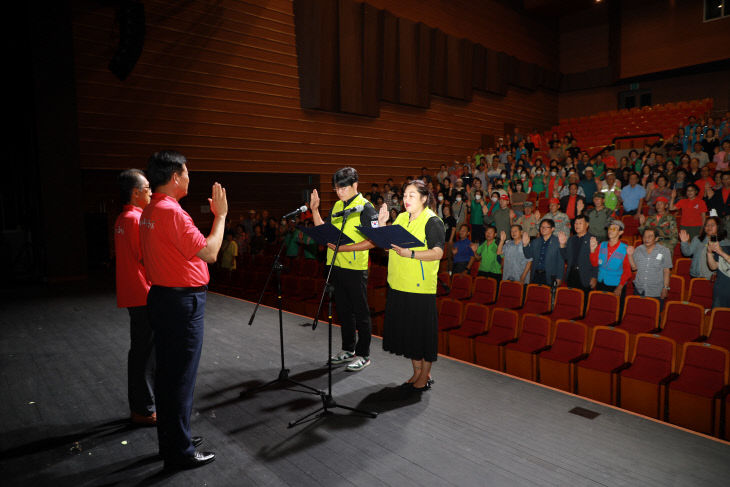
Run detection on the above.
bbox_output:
[675,197,707,227]
[140,193,209,287]
[114,205,151,308]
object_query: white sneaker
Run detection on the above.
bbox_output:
[346,356,371,372]
[330,350,355,365]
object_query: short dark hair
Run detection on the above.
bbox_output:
[642,227,657,238]
[118,169,146,204]
[541,218,555,229]
[147,150,186,190]
[332,167,358,188]
[686,183,699,193]
[575,214,589,224]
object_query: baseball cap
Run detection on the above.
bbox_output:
[608,219,624,230]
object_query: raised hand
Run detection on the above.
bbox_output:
[708,241,721,253]
[576,199,584,213]
[534,210,541,220]
[679,229,690,243]
[639,214,646,225]
[626,245,634,256]
[671,188,677,200]
[309,189,320,211]
[522,231,530,247]
[590,236,598,252]
[209,182,228,217]
[470,242,478,253]
[557,231,568,246]
[500,230,507,242]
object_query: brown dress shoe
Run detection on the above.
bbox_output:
[130,412,157,426]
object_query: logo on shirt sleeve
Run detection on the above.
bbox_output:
[371,221,379,228]
[140,218,155,229]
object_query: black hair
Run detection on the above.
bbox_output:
[118,168,146,204]
[404,179,435,209]
[510,224,523,232]
[332,167,359,188]
[686,183,700,194]
[700,216,727,241]
[575,214,589,223]
[541,218,555,229]
[147,150,187,190]
[641,227,657,238]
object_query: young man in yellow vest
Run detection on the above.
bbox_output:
[310,167,380,371]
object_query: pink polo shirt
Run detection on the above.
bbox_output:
[114,205,151,308]
[140,193,209,287]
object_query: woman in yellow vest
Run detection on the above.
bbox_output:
[380,180,446,391]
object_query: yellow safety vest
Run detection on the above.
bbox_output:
[327,193,371,270]
[388,208,442,294]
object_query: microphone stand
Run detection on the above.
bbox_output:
[240,221,321,398]
[288,208,378,428]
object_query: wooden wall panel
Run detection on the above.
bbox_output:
[72,0,558,211]
[620,0,730,79]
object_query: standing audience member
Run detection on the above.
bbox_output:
[679,217,728,279]
[472,225,503,282]
[141,150,226,469]
[516,201,540,238]
[114,169,155,426]
[559,183,586,224]
[619,172,645,216]
[589,220,632,304]
[219,231,238,272]
[708,239,730,308]
[500,225,532,284]
[705,171,730,230]
[451,224,474,274]
[522,219,564,286]
[559,215,596,299]
[639,197,678,252]
[586,193,612,242]
[670,184,706,240]
[628,228,672,307]
[540,198,570,236]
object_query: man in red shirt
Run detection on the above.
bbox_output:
[141,151,227,470]
[671,184,707,240]
[114,169,155,426]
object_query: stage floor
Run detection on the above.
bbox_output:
[1,278,729,486]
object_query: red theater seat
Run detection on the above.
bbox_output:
[516,284,551,315]
[688,277,713,311]
[474,308,520,370]
[617,295,660,354]
[447,303,490,362]
[544,287,584,323]
[575,326,630,404]
[537,320,588,392]
[667,343,729,435]
[618,334,676,419]
[437,298,463,354]
[666,274,685,302]
[504,314,552,381]
[469,277,498,305]
[706,308,730,353]
[450,273,473,300]
[658,301,705,361]
[494,280,524,309]
[579,291,619,329]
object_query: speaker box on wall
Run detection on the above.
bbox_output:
[108,1,145,81]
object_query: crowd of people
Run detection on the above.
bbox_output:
[220,113,730,309]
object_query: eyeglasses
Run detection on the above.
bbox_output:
[139,186,151,192]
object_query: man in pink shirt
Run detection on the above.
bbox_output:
[114,169,154,426]
[141,151,227,470]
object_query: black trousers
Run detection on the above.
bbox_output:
[127,306,155,416]
[477,270,501,286]
[566,267,592,309]
[147,286,206,462]
[331,266,371,357]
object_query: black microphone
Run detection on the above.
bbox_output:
[331,204,364,218]
[282,205,307,220]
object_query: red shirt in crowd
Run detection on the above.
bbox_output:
[589,240,632,287]
[566,195,577,220]
[674,197,707,227]
[114,205,151,308]
[140,193,209,287]
[603,155,618,169]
